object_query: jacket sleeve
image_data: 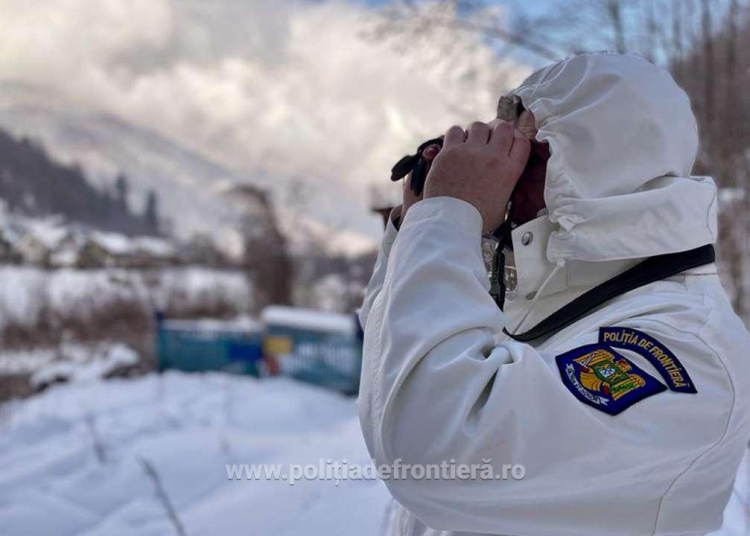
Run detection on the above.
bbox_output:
[357,209,400,331]
[357,197,733,536]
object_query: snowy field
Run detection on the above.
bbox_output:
[0,372,747,536]
[0,373,391,536]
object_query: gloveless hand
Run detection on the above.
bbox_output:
[423,120,530,234]
[398,143,441,226]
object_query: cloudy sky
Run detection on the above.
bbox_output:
[0,0,532,239]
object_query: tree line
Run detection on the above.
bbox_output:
[0,128,161,237]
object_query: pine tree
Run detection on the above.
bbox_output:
[115,173,129,208]
[144,190,160,234]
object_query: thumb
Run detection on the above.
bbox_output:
[509,130,531,166]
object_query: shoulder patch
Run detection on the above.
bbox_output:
[555,344,667,416]
[599,327,697,393]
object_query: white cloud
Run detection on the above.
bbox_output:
[0,0,530,237]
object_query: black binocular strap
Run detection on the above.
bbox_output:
[503,244,716,343]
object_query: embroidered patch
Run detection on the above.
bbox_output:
[556,344,667,416]
[599,327,697,393]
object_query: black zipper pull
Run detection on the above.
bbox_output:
[489,247,506,310]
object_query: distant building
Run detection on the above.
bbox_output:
[76,238,110,269]
[17,234,51,266]
[14,218,69,267]
[84,232,179,269]
[0,214,181,269]
[49,232,83,268]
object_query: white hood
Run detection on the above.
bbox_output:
[510,53,718,263]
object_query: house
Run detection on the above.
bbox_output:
[82,231,180,269]
[0,212,182,269]
[16,219,69,267]
[131,237,179,268]
[77,238,110,269]
[17,234,51,266]
[49,232,84,268]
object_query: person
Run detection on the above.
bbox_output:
[357,52,750,536]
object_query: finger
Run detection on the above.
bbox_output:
[489,120,515,154]
[517,110,538,139]
[509,129,531,166]
[403,172,422,201]
[404,171,411,190]
[466,121,491,145]
[443,125,465,148]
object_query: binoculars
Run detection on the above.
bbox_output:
[389,136,444,196]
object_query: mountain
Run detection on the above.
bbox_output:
[0,128,159,236]
[0,82,377,258]
[0,82,267,257]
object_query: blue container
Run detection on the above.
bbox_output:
[262,306,363,395]
[156,316,264,376]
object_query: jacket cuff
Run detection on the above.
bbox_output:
[401,196,484,236]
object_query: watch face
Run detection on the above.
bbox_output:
[503,258,518,302]
[481,234,500,275]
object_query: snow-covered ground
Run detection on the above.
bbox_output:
[0,342,139,378]
[0,373,391,536]
[0,373,746,536]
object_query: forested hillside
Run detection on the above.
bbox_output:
[0,128,159,236]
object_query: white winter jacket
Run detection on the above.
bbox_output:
[358,53,750,536]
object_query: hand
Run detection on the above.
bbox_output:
[398,143,441,228]
[423,120,530,233]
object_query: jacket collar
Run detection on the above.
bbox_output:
[509,215,642,301]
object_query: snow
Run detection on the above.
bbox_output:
[49,247,79,267]
[133,237,177,258]
[0,92,257,251]
[0,373,391,536]
[0,347,60,375]
[90,231,134,255]
[0,372,746,535]
[0,343,134,377]
[21,216,70,249]
[718,187,746,204]
[0,266,253,330]
[262,305,356,335]
[89,232,176,258]
[29,344,139,390]
[160,316,262,333]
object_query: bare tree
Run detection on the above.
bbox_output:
[361,0,566,62]
[608,0,630,53]
[229,185,294,309]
